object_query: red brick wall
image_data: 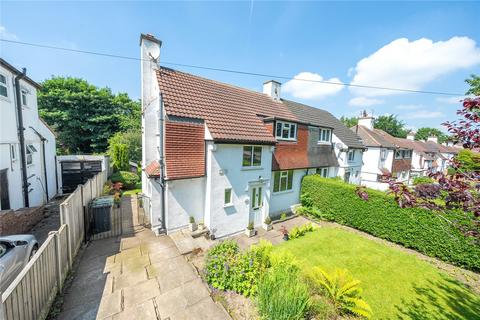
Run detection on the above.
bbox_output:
[0,206,44,236]
[272,124,309,170]
[165,120,205,180]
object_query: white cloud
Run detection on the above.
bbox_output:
[283,72,344,99]
[349,37,480,97]
[395,104,422,110]
[348,96,384,107]
[0,25,18,40]
[401,110,445,119]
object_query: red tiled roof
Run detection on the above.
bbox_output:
[165,120,205,180]
[145,161,160,177]
[157,67,298,144]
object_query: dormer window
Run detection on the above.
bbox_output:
[276,121,296,140]
[319,128,331,143]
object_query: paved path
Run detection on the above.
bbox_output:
[57,196,229,320]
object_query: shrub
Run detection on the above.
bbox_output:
[257,253,310,320]
[301,176,480,271]
[264,216,272,225]
[280,212,287,221]
[189,216,195,224]
[306,267,372,319]
[204,240,239,291]
[247,222,254,230]
[412,176,434,185]
[288,223,316,240]
[110,171,140,190]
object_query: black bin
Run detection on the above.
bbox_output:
[89,196,114,234]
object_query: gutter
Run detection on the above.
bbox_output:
[14,68,29,207]
[30,126,49,201]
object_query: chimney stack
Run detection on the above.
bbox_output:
[263,80,281,101]
[427,135,438,144]
[357,110,374,130]
[407,131,415,141]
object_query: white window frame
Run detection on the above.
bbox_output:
[316,167,329,178]
[242,146,262,167]
[348,150,355,161]
[275,121,297,141]
[0,73,8,98]
[224,188,233,206]
[273,170,293,193]
[21,88,28,106]
[318,128,332,143]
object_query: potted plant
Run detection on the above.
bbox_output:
[262,215,273,231]
[280,225,289,241]
[189,216,197,232]
[245,222,255,237]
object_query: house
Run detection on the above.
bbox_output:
[0,58,57,210]
[351,114,413,190]
[140,34,364,237]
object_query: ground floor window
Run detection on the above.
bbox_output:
[316,167,329,177]
[224,188,232,206]
[273,170,293,193]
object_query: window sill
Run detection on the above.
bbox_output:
[317,141,331,145]
[276,138,297,142]
[223,203,234,208]
[241,166,263,171]
[272,189,294,195]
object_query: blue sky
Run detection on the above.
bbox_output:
[1,1,479,132]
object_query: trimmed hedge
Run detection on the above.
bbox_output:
[301,176,480,271]
[111,171,140,190]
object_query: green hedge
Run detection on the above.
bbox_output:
[111,171,140,190]
[301,176,480,271]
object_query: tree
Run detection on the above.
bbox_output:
[456,149,480,172]
[414,127,449,144]
[38,77,140,154]
[465,74,480,96]
[107,129,142,165]
[340,116,358,128]
[373,115,408,138]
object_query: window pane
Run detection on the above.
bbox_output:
[326,130,330,141]
[242,146,252,166]
[282,127,289,138]
[289,124,296,138]
[224,189,231,204]
[273,172,280,192]
[253,146,262,166]
[0,74,6,84]
[0,86,7,97]
[280,174,287,191]
[276,122,282,137]
[287,170,293,189]
[258,187,262,206]
[21,93,27,105]
[251,188,256,208]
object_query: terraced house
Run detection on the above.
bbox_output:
[140,34,364,237]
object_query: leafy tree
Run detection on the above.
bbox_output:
[414,127,448,144]
[38,77,140,154]
[373,115,408,138]
[340,116,358,128]
[456,149,480,172]
[107,129,141,164]
[465,74,480,96]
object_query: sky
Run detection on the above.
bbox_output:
[1,1,479,132]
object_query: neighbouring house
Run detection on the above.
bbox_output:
[351,114,413,190]
[140,34,364,237]
[0,58,57,211]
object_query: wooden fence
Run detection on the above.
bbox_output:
[1,170,107,320]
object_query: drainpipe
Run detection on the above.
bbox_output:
[30,126,49,201]
[158,94,166,232]
[15,68,29,207]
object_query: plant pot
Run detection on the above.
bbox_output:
[262,223,273,231]
[245,228,256,237]
[282,234,289,241]
[189,222,197,232]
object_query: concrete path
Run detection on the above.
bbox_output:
[57,196,229,320]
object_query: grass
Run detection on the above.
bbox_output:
[273,227,480,319]
[122,188,141,196]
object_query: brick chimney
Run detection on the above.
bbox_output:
[358,110,374,130]
[263,80,281,101]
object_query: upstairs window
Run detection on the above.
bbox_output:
[242,146,262,167]
[0,74,7,97]
[273,170,293,193]
[395,150,402,159]
[319,128,331,143]
[316,167,329,177]
[21,89,28,106]
[348,150,355,161]
[395,149,412,159]
[276,121,296,140]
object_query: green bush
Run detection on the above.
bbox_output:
[257,254,310,320]
[412,176,434,185]
[110,171,140,189]
[288,223,316,240]
[301,176,480,271]
[204,240,272,296]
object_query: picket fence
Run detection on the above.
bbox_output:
[1,170,107,320]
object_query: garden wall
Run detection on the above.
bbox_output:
[301,176,480,271]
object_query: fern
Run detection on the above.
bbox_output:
[306,267,372,319]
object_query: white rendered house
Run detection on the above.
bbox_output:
[0,59,57,210]
[140,34,364,237]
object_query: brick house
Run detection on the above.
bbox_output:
[140,34,364,237]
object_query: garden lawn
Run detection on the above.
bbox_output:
[273,227,480,320]
[123,188,141,196]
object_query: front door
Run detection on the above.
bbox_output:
[249,185,263,227]
[0,169,10,210]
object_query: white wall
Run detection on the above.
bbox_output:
[332,134,363,184]
[165,177,205,232]
[0,64,57,210]
[207,143,273,238]
[360,147,393,191]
